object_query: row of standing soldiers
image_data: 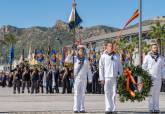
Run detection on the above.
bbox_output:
[11,64,60,94]
[1,62,103,94]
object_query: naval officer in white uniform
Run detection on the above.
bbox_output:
[142,43,165,113]
[99,41,123,114]
[73,45,92,113]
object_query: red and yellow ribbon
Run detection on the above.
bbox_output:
[123,68,137,97]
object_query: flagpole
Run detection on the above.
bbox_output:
[72,0,76,77]
[138,0,142,66]
[48,35,51,65]
[72,23,75,81]
[69,0,82,77]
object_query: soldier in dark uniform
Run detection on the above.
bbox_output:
[59,66,64,88]
[46,65,53,94]
[38,67,44,93]
[31,68,39,94]
[69,67,74,93]
[86,61,93,94]
[92,65,100,94]
[52,65,59,93]
[8,72,13,87]
[22,67,31,93]
[1,71,7,87]
[13,70,21,94]
[62,66,71,94]
[18,64,24,87]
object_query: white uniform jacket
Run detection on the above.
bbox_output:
[99,52,123,81]
[74,57,92,82]
[142,53,165,79]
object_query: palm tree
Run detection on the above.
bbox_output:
[148,21,165,54]
[142,41,150,54]
[115,39,127,52]
[0,33,17,64]
[126,37,139,64]
[115,37,138,63]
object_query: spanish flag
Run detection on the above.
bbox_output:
[117,9,139,38]
[123,9,139,28]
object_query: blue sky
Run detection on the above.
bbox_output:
[0,0,164,28]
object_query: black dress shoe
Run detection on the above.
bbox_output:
[74,111,79,113]
[154,110,160,113]
[80,110,86,113]
[105,112,109,114]
[105,111,112,114]
[105,111,117,114]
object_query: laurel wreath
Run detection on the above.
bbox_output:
[117,64,153,102]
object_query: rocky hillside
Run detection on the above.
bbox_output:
[0,20,119,58]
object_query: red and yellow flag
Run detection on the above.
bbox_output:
[117,9,139,39]
[124,9,139,28]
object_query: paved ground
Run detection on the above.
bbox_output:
[0,87,165,114]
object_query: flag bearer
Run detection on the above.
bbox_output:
[73,45,92,113]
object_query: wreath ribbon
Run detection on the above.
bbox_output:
[123,68,137,97]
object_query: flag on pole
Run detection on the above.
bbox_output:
[8,46,14,64]
[34,50,44,62]
[68,0,82,29]
[117,9,139,38]
[60,47,66,66]
[50,49,57,63]
[123,9,139,28]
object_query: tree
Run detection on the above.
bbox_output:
[115,37,138,64]
[148,21,165,54]
[142,41,150,54]
[0,33,17,64]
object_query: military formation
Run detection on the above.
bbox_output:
[0,54,102,95]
